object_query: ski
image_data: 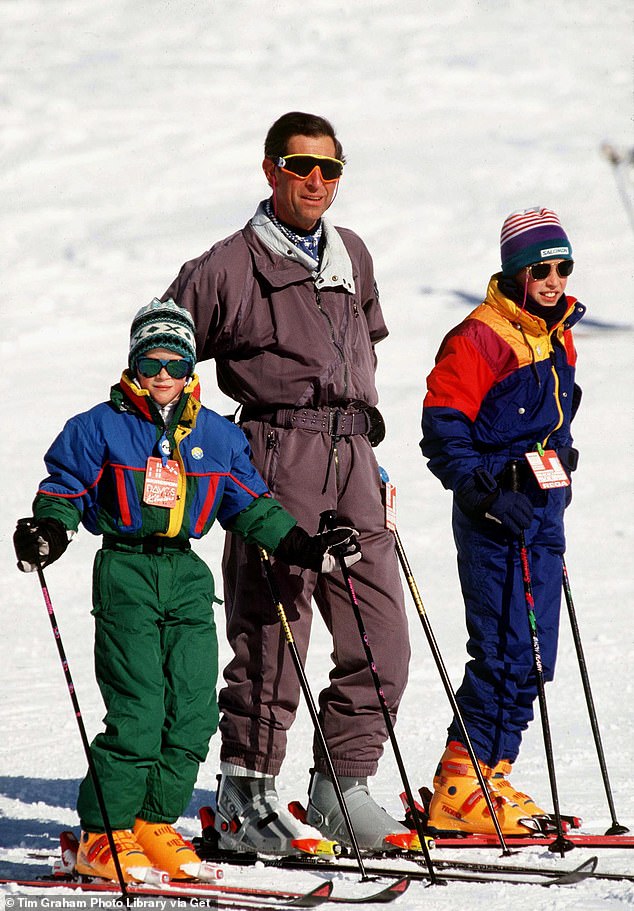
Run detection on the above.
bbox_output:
[258,857,598,886]
[419,831,634,849]
[219,853,603,887]
[194,827,634,886]
[192,839,612,888]
[431,855,634,884]
[2,830,411,908]
[445,856,599,886]
[0,876,333,909]
[194,804,633,885]
[0,855,603,896]
[51,828,411,905]
[0,876,339,908]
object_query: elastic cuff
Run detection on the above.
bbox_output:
[313,757,379,778]
[220,745,283,776]
[219,761,270,778]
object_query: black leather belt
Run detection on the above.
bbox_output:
[241,406,371,436]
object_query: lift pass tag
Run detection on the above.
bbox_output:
[384,481,397,531]
[525,450,570,489]
[143,456,180,507]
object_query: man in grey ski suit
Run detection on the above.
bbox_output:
[163,111,410,855]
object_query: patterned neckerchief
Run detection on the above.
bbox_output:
[264,198,322,264]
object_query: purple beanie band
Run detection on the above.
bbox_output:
[500,207,572,276]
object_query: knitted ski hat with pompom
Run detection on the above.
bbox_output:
[500,207,572,277]
[128,298,197,368]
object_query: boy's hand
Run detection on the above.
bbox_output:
[485,490,534,535]
[14,517,70,572]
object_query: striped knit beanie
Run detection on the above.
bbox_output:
[500,207,572,277]
[128,298,197,368]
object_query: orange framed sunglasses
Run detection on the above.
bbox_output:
[276,154,344,183]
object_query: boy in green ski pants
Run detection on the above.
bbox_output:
[14,299,360,883]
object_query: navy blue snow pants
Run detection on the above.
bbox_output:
[447,490,567,766]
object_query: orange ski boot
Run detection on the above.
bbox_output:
[133,819,222,881]
[488,759,549,816]
[75,829,157,882]
[427,741,537,835]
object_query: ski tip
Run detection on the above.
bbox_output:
[543,855,599,887]
[291,837,341,857]
[385,875,411,896]
[289,880,334,907]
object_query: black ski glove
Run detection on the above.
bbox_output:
[366,406,386,447]
[456,469,534,535]
[274,524,362,573]
[14,517,70,573]
[485,490,534,535]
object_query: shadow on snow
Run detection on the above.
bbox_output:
[0,775,216,880]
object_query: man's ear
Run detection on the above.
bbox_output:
[262,157,276,188]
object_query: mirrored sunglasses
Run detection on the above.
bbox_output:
[136,356,192,379]
[528,260,574,281]
[276,154,344,182]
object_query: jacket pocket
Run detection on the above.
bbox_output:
[91,550,109,617]
[113,465,133,526]
[194,474,220,536]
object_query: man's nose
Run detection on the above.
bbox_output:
[305,166,325,189]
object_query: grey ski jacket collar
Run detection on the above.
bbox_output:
[249,200,355,294]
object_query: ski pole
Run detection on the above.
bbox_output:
[561,557,629,836]
[319,511,441,885]
[509,462,573,856]
[600,143,634,233]
[32,551,129,900]
[258,548,369,880]
[381,500,512,854]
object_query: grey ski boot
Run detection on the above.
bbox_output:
[306,770,411,853]
[214,773,327,856]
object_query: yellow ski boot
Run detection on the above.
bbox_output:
[427,742,536,835]
[133,819,222,881]
[488,759,549,816]
[75,829,155,882]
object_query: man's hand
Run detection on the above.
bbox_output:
[274,524,362,573]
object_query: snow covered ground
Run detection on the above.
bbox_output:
[1,1,633,908]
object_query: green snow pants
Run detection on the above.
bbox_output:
[77,544,219,831]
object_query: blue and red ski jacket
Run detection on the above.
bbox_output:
[32,372,295,550]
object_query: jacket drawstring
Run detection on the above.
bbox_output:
[518,323,541,387]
